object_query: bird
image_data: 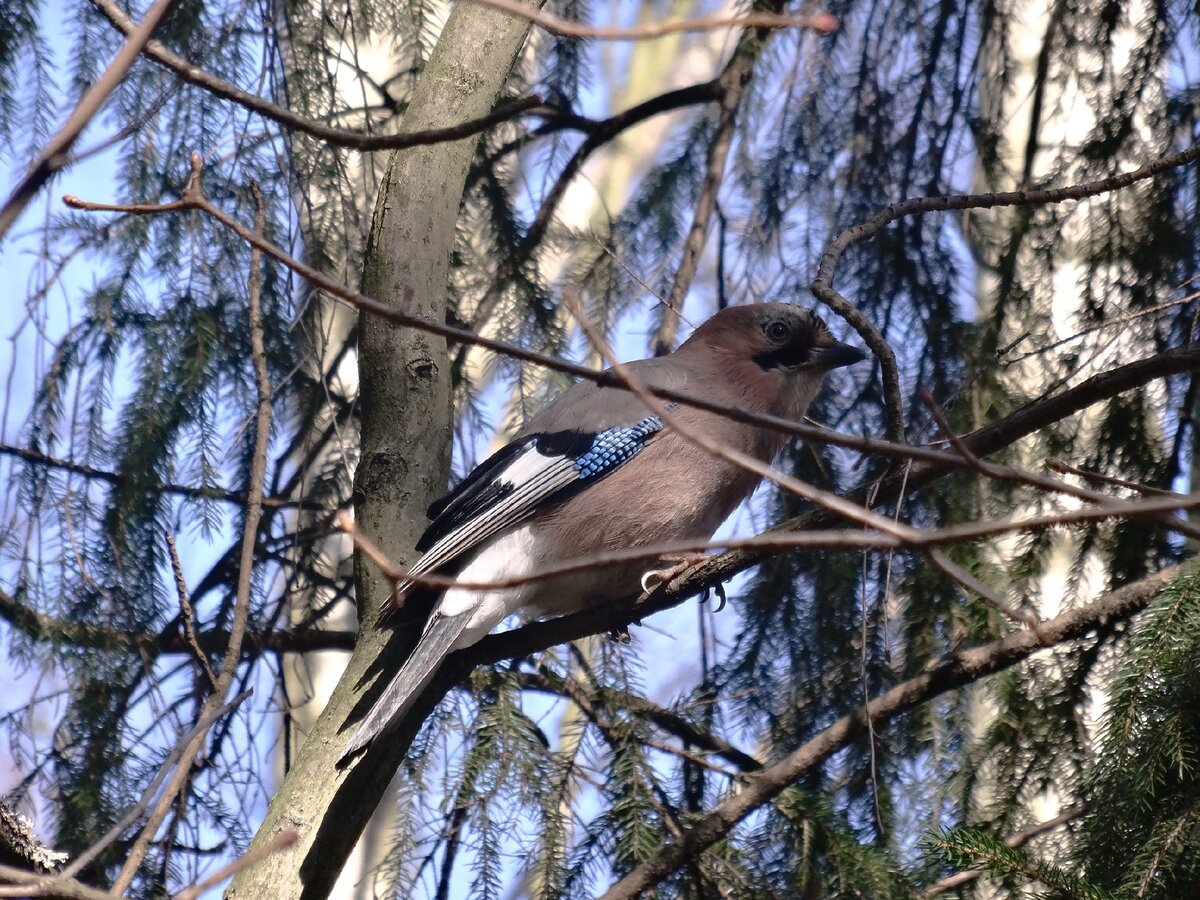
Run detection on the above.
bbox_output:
[341,303,865,760]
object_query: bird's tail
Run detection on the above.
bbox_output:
[340,612,470,762]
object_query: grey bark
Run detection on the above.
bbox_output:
[225,5,536,898]
[275,5,389,893]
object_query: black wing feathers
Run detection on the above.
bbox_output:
[417,430,601,552]
[417,437,536,551]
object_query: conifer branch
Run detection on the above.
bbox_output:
[519,669,763,773]
[811,140,1200,443]
[0,586,354,655]
[0,0,180,239]
[592,565,1188,899]
[85,0,541,152]
[0,442,318,511]
[923,804,1086,896]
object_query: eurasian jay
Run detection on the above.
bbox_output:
[342,303,864,759]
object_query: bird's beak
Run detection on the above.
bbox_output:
[810,340,867,370]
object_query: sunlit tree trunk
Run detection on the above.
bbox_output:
[272,5,440,895]
[968,0,1168,885]
[227,4,536,896]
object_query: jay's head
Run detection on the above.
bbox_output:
[680,303,866,374]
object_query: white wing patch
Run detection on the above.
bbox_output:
[396,444,576,596]
[437,524,542,648]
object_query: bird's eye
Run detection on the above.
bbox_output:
[765,321,789,342]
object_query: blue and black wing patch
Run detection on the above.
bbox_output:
[382,415,662,613]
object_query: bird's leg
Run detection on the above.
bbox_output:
[640,553,710,594]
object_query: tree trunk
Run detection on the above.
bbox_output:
[225,5,536,897]
[273,6,405,894]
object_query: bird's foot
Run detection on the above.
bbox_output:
[608,625,632,644]
[640,553,709,594]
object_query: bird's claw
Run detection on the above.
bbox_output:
[608,625,632,644]
[640,553,709,594]
[702,581,728,613]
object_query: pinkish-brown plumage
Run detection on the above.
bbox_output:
[341,303,864,760]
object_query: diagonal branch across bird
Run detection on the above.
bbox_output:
[341,303,865,760]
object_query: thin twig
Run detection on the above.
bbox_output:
[0,0,181,238]
[171,829,298,900]
[925,547,1044,635]
[334,511,404,581]
[1000,295,1197,367]
[338,482,1200,596]
[108,180,273,895]
[920,390,1200,538]
[522,668,762,773]
[811,141,1200,443]
[591,567,1185,899]
[861,483,884,832]
[165,531,219,691]
[516,80,721,268]
[59,162,1200,476]
[87,0,542,152]
[921,393,1195,547]
[466,0,838,40]
[1047,458,1175,497]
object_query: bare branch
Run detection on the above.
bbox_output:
[466,0,838,40]
[592,566,1187,899]
[64,152,1200,492]
[1047,458,1176,497]
[516,80,722,266]
[0,0,180,238]
[919,389,1200,539]
[519,668,763,774]
[58,692,252,882]
[164,531,218,691]
[811,141,1200,442]
[0,867,111,900]
[86,0,542,152]
[108,180,274,895]
[925,547,1044,634]
[654,49,745,355]
[171,830,298,900]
